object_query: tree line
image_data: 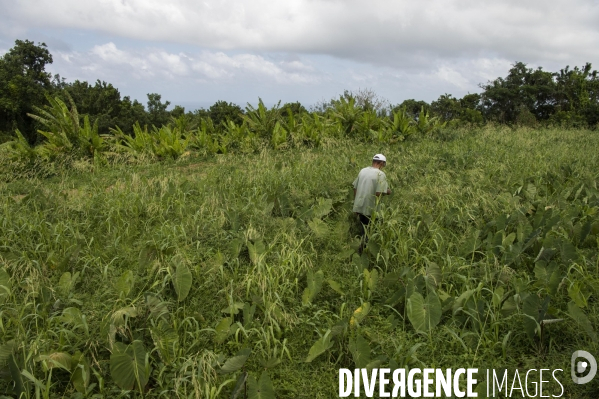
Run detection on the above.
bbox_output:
[1,39,598,145]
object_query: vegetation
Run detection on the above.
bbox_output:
[1,38,599,398]
[1,124,599,397]
[2,40,599,147]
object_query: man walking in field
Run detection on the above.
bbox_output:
[353,154,391,253]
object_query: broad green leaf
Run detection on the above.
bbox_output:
[302,270,324,305]
[61,307,89,336]
[331,319,349,337]
[352,252,370,272]
[561,240,579,263]
[58,272,73,297]
[111,306,138,326]
[71,351,90,394]
[36,352,72,371]
[229,238,244,259]
[568,301,597,341]
[243,303,256,327]
[247,371,276,399]
[460,230,481,256]
[364,268,378,293]
[424,262,442,290]
[110,341,149,391]
[522,294,549,341]
[248,240,266,265]
[173,263,192,301]
[492,286,505,308]
[366,240,381,256]
[452,289,475,315]
[502,232,516,247]
[9,353,26,398]
[116,270,135,298]
[311,198,333,219]
[308,218,329,238]
[150,320,179,365]
[579,220,592,244]
[0,340,15,366]
[145,294,169,319]
[328,279,345,296]
[220,348,251,374]
[231,372,248,399]
[0,268,11,303]
[407,292,442,333]
[350,302,371,328]
[260,357,282,369]
[501,295,517,317]
[305,331,334,362]
[502,242,522,266]
[534,261,562,295]
[215,317,233,344]
[568,282,588,308]
[221,302,245,315]
[349,334,370,368]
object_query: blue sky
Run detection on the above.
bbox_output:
[2,0,598,111]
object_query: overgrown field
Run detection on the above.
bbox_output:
[1,126,599,398]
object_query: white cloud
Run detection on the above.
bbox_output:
[3,0,598,69]
[50,43,321,88]
[2,0,597,107]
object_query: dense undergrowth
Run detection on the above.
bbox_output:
[1,126,599,398]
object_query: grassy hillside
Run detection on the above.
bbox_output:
[1,126,599,398]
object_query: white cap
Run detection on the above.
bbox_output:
[373,154,387,163]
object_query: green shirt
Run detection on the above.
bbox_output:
[352,166,389,216]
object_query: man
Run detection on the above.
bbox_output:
[352,154,391,251]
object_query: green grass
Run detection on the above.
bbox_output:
[1,126,599,398]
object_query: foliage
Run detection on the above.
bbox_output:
[147,93,171,128]
[395,99,430,119]
[65,80,124,135]
[243,99,282,139]
[479,61,599,127]
[112,121,189,159]
[27,93,105,157]
[1,126,598,397]
[0,39,54,143]
[208,100,244,126]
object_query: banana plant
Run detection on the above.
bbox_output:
[329,96,363,137]
[27,92,106,157]
[243,99,281,139]
[415,106,445,134]
[388,106,415,138]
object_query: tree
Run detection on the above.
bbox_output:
[117,96,149,134]
[0,39,54,143]
[147,93,170,127]
[65,80,123,135]
[170,105,186,119]
[479,62,556,124]
[208,101,244,126]
[281,102,307,116]
[394,99,430,119]
[430,94,461,122]
[430,93,483,125]
[552,63,599,127]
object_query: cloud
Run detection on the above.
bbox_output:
[3,0,598,69]
[48,42,321,95]
[2,0,597,107]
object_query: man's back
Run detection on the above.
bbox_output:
[352,166,388,216]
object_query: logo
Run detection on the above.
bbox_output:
[571,350,597,384]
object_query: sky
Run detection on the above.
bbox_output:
[1,0,598,111]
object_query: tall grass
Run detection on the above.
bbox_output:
[1,126,598,397]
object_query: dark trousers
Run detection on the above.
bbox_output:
[358,213,371,234]
[357,213,371,253]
